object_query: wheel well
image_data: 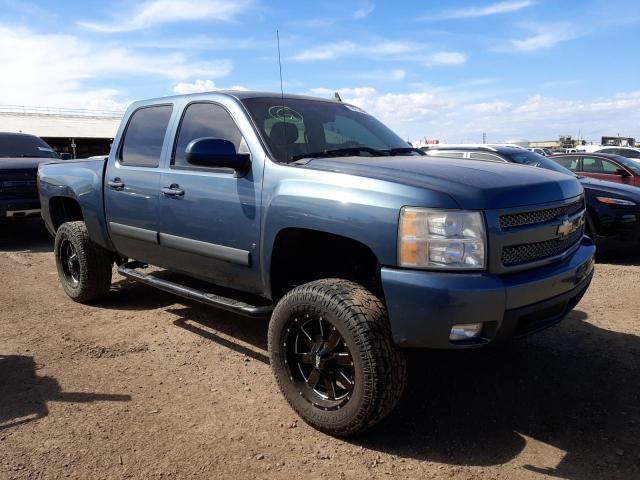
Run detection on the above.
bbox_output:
[50,197,84,231]
[270,228,381,301]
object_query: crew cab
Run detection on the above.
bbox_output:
[38,92,595,436]
[1,132,59,219]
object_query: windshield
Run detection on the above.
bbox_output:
[504,149,576,176]
[241,97,410,163]
[0,134,59,159]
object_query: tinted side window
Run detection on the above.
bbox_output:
[582,156,619,174]
[553,156,578,171]
[120,105,173,167]
[599,148,619,155]
[173,103,243,168]
[431,151,465,158]
[469,152,505,162]
[622,149,640,159]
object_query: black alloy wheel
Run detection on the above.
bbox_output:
[284,314,355,411]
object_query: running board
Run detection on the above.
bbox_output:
[117,262,273,318]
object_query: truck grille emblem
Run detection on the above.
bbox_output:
[556,215,583,239]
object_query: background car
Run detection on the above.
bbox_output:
[424,145,640,251]
[592,146,640,160]
[549,152,640,187]
[527,147,551,156]
[1,132,59,219]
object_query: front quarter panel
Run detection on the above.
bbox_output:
[260,160,459,298]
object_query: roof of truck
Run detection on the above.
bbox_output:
[131,90,341,107]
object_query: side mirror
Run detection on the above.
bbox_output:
[185,137,250,172]
[615,168,630,177]
[59,153,72,160]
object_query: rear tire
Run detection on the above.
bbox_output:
[54,221,112,303]
[268,279,406,436]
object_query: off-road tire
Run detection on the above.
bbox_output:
[54,221,112,303]
[268,279,406,436]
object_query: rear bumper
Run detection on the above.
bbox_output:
[381,236,596,348]
[0,198,41,218]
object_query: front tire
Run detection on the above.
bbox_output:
[268,279,406,436]
[54,221,113,303]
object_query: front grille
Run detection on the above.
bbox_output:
[499,199,584,229]
[501,227,583,266]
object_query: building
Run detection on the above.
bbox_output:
[0,105,122,158]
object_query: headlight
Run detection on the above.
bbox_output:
[596,197,636,206]
[398,207,486,269]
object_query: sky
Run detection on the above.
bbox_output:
[0,0,639,143]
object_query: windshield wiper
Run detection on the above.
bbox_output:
[291,147,387,162]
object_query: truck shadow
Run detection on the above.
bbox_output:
[95,276,270,363]
[0,218,53,253]
[597,249,640,267]
[350,309,640,477]
[0,355,131,431]
[92,277,640,476]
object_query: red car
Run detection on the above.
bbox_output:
[550,152,640,188]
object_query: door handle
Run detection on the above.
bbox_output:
[108,178,125,190]
[161,184,185,197]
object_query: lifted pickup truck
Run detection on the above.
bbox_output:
[39,92,595,436]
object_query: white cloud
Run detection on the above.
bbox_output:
[427,51,467,66]
[430,1,535,20]
[353,1,375,19]
[290,40,426,61]
[0,25,232,109]
[307,86,640,143]
[508,29,576,52]
[79,0,253,33]
[172,79,248,94]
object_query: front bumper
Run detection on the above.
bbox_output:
[0,198,41,218]
[381,236,596,348]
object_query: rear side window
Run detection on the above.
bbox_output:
[599,148,619,155]
[469,152,504,162]
[120,105,173,167]
[621,149,640,159]
[553,156,578,171]
[173,103,243,168]
[431,151,465,159]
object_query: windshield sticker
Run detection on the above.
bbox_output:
[268,105,303,123]
[37,147,54,152]
[343,104,368,114]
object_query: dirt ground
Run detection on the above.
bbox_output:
[1,218,639,480]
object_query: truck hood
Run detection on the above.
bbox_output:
[303,156,583,209]
[579,176,640,201]
[0,157,56,171]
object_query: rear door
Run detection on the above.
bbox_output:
[157,101,263,293]
[104,104,174,264]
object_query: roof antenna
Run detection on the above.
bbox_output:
[276,29,289,162]
[334,91,342,102]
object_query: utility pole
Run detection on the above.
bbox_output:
[482,132,487,144]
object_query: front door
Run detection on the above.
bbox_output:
[157,102,262,293]
[580,156,631,185]
[104,104,174,265]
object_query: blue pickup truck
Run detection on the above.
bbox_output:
[38,92,595,435]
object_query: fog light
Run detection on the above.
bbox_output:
[450,323,483,341]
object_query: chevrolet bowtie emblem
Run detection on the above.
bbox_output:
[557,215,582,239]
